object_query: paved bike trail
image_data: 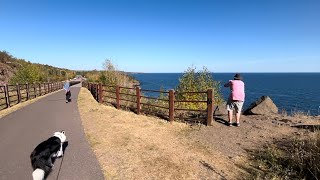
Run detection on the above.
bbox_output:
[0,84,104,180]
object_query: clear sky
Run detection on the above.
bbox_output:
[0,0,319,73]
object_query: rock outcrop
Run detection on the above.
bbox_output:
[244,96,278,115]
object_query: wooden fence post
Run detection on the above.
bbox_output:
[136,86,141,114]
[33,83,37,98]
[207,88,214,126]
[95,84,99,101]
[116,86,120,109]
[5,84,10,108]
[98,83,103,103]
[16,83,21,103]
[26,83,30,100]
[39,83,41,96]
[169,89,175,122]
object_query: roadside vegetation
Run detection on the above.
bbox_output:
[246,132,320,180]
[0,51,75,84]
[175,66,223,109]
[88,61,224,123]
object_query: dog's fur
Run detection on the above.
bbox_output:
[30,131,67,180]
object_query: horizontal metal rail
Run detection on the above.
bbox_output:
[140,95,169,102]
[175,100,207,103]
[104,95,117,100]
[141,89,168,93]
[103,90,115,94]
[120,98,136,103]
[119,86,135,90]
[140,102,168,110]
[176,91,207,94]
[175,108,206,112]
[119,92,136,97]
[0,103,7,106]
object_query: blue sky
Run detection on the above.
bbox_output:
[0,0,319,72]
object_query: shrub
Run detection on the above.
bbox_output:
[100,59,134,87]
[175,66,223,110]
[9,64,41,84]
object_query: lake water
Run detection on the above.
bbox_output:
[132,73,320,116]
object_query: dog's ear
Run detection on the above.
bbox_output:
[61,130,65,134]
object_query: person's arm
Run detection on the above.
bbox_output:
[224,80,231,87]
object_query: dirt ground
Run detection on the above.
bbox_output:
[77,87,320,180]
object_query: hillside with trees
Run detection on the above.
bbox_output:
[0,51,76,84]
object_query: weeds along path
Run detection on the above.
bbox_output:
[78,87,244,180]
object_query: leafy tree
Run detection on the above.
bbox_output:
[98,72,107,84]
[175,66,223,110]
[9,64,41,84]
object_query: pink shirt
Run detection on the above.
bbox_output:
[224,80,245,101]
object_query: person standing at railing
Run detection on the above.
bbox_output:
[63,80,71,103]
[224,73,245,127]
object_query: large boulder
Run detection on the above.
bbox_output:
[244,96,278,115]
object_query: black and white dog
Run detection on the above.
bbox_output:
[30,131,67,180]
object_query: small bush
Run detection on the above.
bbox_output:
[9,64,41,84]
[175,66,223,110]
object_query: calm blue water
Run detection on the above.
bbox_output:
[132,73,320,116]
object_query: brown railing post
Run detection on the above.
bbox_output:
[26,83,30,100]
[169,89,175,122]
[5,84,10,108]
[39,83,41,96]
[16,83,21,103]
[95,84,99,101]
[136,86,141,114]
[33,83,37,98]
[116,86,120,109]
[98,83,103,103]
[207,88,214,126]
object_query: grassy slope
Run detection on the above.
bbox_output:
[77,87,240,180]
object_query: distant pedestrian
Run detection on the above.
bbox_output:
[224,73,245,127]
[63,80,71,103]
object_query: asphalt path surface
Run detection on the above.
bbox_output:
[0,83,104,180]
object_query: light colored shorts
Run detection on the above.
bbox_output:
[226,100,244,113]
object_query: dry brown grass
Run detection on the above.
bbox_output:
[78,87,239,180]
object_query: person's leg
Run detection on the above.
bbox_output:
[235,112,241,124]
[228,110,233,126]
[235,101,244,126]
[226,100,234,126]
[65,91,69,103]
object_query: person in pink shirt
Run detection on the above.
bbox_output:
[224,73,245,127]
